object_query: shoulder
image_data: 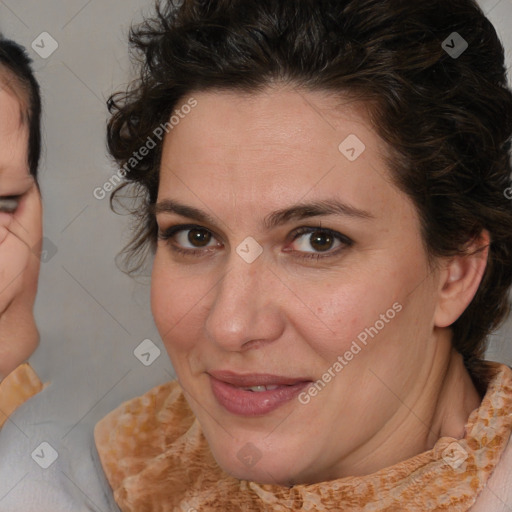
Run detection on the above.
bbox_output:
[0,381,120,511]
[0,363,44,429]
[94,379,191,449]
[94,380,238,511]
[94,379,195,492]
[471,430,512,511]
[470,363,512,512]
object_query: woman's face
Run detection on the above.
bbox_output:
[152,88,444,485]
[0,86,42,380]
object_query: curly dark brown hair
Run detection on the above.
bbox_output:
[107,0,512,383]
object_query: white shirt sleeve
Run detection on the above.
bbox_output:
[0,384,120,512]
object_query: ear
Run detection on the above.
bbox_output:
[434,230,490,328]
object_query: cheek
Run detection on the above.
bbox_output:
[0,232,29,314]
[291,274,402,362]
[151,255,210,352]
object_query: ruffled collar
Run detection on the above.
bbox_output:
[95,362,512,511]
[0,363,43,429]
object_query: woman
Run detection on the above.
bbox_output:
[0,34,44,429]
[95,0,512,510]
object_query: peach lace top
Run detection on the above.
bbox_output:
[95,362,512,511]
[0,363,43,429]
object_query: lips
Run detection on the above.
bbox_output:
[208,371,311,387]
[208,371,313,416]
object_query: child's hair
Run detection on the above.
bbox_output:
[0,33,42,178]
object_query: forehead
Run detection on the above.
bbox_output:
[0,86,29,179]
[162,89,376,168]
[0,80,25,129]
[159,88,388,193]
[157,88,419,233]
[1,63,28,109]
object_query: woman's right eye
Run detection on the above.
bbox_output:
[158,225,223,255]
[0,197,20,214]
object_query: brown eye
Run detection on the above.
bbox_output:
[309,231,334,252]
[289,227,351,257]
[188,228,212,247]
[158,225,222,255]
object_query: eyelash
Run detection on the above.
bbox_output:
[157,224,353,260]
[0,196,21,214]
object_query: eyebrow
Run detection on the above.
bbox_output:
[153,198,374,229]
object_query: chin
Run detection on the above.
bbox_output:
[207,437,308,486]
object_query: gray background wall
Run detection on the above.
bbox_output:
[0,0,511,421]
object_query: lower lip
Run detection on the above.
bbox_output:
[209,376,311,416]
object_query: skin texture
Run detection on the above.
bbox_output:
[0,86,42,381]
[151,88,489,486]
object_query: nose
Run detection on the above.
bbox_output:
[204,256,285,352]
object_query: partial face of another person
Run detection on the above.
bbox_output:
[151,88,456,485]
[0,84,42,380]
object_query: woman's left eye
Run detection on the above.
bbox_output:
[287,227,352,258]
[0,197,20,214]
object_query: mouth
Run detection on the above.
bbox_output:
[208,371,313,416]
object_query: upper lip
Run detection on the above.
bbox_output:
[208,370,312,387]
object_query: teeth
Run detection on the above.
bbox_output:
[243,385,279,392]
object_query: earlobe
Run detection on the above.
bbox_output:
[434,230,490,328]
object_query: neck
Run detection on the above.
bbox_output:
[428,339,482,443]
[339,329,482,478]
